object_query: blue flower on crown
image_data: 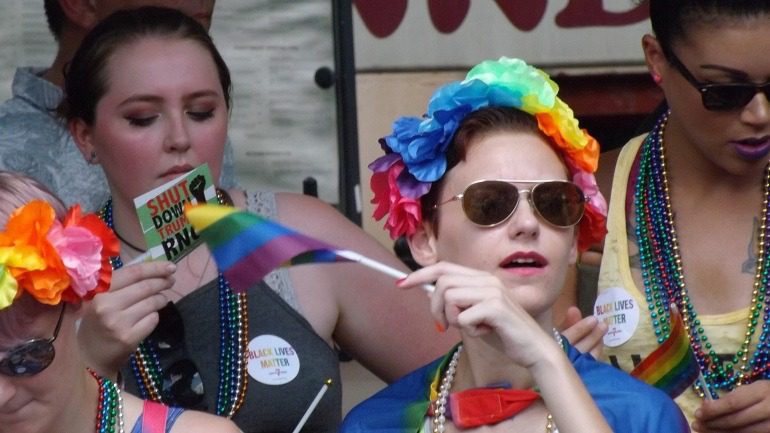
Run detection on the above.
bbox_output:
[382,80,515,183]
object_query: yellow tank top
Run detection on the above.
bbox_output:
[597,134,754,424]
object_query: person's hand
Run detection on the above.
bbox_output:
[78,261,176,379]
[398,261,556,368]
[558,306,607,358]
[692,380,770,432]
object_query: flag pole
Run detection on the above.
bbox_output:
[335,250,435,293]
[292,379,333,433]
[126,251,152,266]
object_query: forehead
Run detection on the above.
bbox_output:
[675,17,770,73]
[446,131,568,187]
[0,303,53,348]
[101,37,221,96]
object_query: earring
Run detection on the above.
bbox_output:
[89,150,98,164]
[651,73,662,85]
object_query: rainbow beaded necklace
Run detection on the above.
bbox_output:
[634,110,770,398]
[89,368,124,433]
[98,193,249,417]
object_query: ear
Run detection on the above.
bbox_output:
[642,34,667,84]
[406,223,439,267]
[57,0,99,30]
[69,118,97,163]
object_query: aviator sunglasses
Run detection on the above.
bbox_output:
[668,50,770,111]
[436,179,585,228]
[0,304,65,377]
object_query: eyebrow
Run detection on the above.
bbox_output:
[118,90,222,107]
[700,64,754,80]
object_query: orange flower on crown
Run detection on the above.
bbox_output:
[0,201,118,309]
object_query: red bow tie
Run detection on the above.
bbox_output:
[428,388,540,429]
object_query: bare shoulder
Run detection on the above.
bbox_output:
[596,147,621,206]
[272,192,376,248]
[274,192,344,225]
[171,410,243,433]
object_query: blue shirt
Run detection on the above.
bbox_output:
[0,67,236,211]
[342,341,690,433]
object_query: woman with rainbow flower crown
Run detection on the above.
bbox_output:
[0,171,241,433]
[341,57,688,433]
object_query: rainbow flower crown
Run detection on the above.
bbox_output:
[0,201,119,310]
[369,57,607,251]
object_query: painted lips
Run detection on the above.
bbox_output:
[733,137,770,160]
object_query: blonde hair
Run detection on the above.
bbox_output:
[0,171,66,222]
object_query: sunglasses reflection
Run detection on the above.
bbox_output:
[437,179,585,228]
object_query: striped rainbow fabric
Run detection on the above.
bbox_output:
[630,306,700,398]
[185,204,348,293]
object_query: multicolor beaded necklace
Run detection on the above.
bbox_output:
[634,111,770,398]
[89,368,125,433]
[98,192,249,417]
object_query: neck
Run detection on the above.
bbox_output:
[109,195,147,259]
[43,28,85,88]
[56,369,100,433]
[454,336,536,391]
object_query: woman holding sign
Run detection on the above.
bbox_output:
[60,6,460,431]
[596,1,770,431]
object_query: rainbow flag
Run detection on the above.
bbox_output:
[630,306,700,398]
[185,204,348,292]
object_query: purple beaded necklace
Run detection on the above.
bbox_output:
[634,110,770,398]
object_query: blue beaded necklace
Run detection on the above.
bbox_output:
[634,111,770,398]
[99,195,249,417]
[89,368,124,433]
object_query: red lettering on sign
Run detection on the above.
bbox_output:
[353,0,407,38]
[353,0,649,36]
[494,0,547,32]
[555,0,648,28]
[427,0,469,34]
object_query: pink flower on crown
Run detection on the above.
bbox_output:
[47,220,102,298]
[371,156,423,239]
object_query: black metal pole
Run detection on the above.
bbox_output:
[332,0,361,225]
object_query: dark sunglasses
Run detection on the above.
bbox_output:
[0,304,65,377]
[436,179,585,228]
[668,50,770,111]
[148,302,205,409]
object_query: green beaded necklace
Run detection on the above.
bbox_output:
[634,111,770,398]
[89,368,124,433]
[98,191,249,417]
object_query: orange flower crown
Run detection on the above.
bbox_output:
[0,200,119,310]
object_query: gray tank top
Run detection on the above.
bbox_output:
[122,191,342,432]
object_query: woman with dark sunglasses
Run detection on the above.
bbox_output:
[341,57,688,433]
[0,171,241,433]
[596,1,770,431]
